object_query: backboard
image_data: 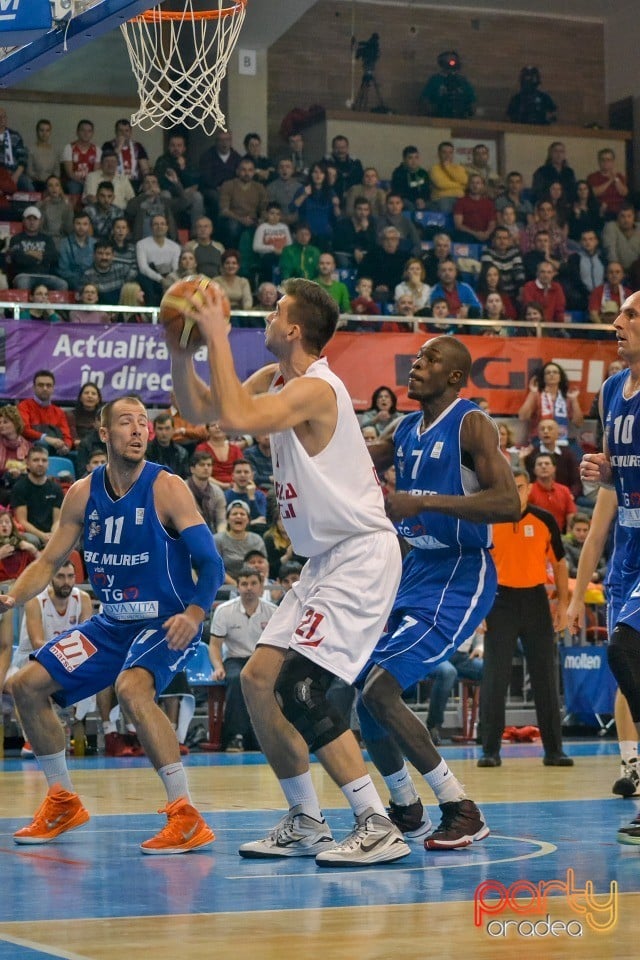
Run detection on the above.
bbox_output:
[0,0,155,88]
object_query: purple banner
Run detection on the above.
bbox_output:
[0,321,276,404]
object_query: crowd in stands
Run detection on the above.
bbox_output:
[0,109,634,335]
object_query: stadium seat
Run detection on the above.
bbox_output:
[184,641,226,751]
[46,456,76,479]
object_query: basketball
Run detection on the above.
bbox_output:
[159,275,230,351]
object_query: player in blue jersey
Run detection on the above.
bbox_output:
[359,335,520,849]
[1,395,224,854]
[582,290,640,842]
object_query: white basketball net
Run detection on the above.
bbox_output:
[120,0,247,134]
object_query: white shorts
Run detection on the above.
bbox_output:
[258,529,401,683]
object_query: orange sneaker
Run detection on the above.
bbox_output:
[140,798,215,855]
[14,785,90,845]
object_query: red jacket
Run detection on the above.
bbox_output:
[521,280,566,323]
[17,398,73,448]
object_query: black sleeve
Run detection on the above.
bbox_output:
[529,504,565,561]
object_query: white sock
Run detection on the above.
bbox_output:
[423,760,465,803]
[38,749,74,792]
[341,775,386,817]
[383,763,420,806]
[102,721,117,735]
[620,741,638,764]
[158,762,191,804]
[279,772,322,820]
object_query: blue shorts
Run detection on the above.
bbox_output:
[31,612,202,708]
[362,546,497,692]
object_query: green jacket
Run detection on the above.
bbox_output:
[279,242,321,280]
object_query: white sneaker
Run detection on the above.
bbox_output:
[239,805,335,858]
[315,808,411,867]
[612,758,640,798]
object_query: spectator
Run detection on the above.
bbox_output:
[74,415,105,477]
[359,385,402,434]
[126,172,177,241]
[38,175,73,250]
[588,261,630,326]
[146,412,189,478]
[252,202,292,282]
[520,260,566,325]
[602,204,640,281]
[209,564,277,752]
[544,180,570,230]
[425,629,484,744]
[314,252,351,312]
[196,421,243,488]
[266,157,300,226]
[101,118,150,190]
[452,173,496,243]
[67,382,103,450]
[479,292,509,336]
[477,263,518,320]
[169,391,208,452]
[532,141,576,203]
[343,166,387,219]
[214,501,267,585]
[429,258,482,320]
[185,450,227,533]
[349,275,381,327]
[377,191,422,256]
[244,433,274,490]
[566,179,602,242]
[518,360,584,447]
[394,257,431,312]
[17,369,73,455]
[428,141,468,212]
[199,129,242,217]
[325,134,364,200]
[185,216,223,279]
[82,239,134,305]
[110,216,137,276]
[154,132,205,233]
[84,181,125,242]
[521,199,568,265]
[421,231,453,285]
[213,249,253,311]
[9,207,66,292]
[561,229,605,313]
[118,281,147,323]
[19,283,63,324]
[10,444,63,548]
[357,226,407,304]
[0,406,31,478]
[255,281,278,311]
[291,162,340,249]
[0,107,32,190]
[527,452,577,533]
[82,150,134,210]
[332,196,377,268]
[242,132,274,185]
[62,119,101,195]
[496,421,522,469]
[480,227,525,300]
[495,170,534,227]
[278,221,320,280]
[465,143,502,199]
[497,202,523,247]
[164,248,198,290]
[390,146,430,210]
[136,213,181,306]
[523,418,582,498]
[390,293,417,328]
[243,548,282,604]
[262,510,304,579]
[218,157,267,247]
[57,212,96,291]
[26,118,61,191]
[417,296,458,335]
[286,131,308,182]
[587,148,629,219]
[223,458,267,524]
[522,229,556,281]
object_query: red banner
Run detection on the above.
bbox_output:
[324,334,619,415]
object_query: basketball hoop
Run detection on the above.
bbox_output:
[120,0,247,134]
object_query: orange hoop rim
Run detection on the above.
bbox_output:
[133,0,246,22]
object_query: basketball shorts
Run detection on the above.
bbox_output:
[362,546,497,692]
[31,612,202,708]
[258,529,402,684]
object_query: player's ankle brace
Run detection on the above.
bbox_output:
[275,653,349,752]
[608,623,640,722]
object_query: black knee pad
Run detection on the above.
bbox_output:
[275,653,349,753]
[608,623,640,722]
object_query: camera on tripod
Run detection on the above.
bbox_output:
[355,33,380,74]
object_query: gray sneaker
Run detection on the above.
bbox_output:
[315,808,411,867]
[239,805,335,858]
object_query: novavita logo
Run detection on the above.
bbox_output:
[564,653,601,669]
[0,0,20,22]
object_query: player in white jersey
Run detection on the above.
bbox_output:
[171,278,410,866]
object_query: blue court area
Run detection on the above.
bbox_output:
[0,740,636,930]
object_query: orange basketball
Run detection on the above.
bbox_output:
[159,275,230,351]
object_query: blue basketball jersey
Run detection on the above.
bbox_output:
[393,399,492,551]
[83,461,197,621]
[603,369,640,571]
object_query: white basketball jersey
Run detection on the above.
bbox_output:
[14,586,84,665]
[270,357,394,556]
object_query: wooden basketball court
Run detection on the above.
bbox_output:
[0,741,636,959]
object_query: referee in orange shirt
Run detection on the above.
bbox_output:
[477,468,573,767]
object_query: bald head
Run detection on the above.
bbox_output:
[430,335,472,386]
